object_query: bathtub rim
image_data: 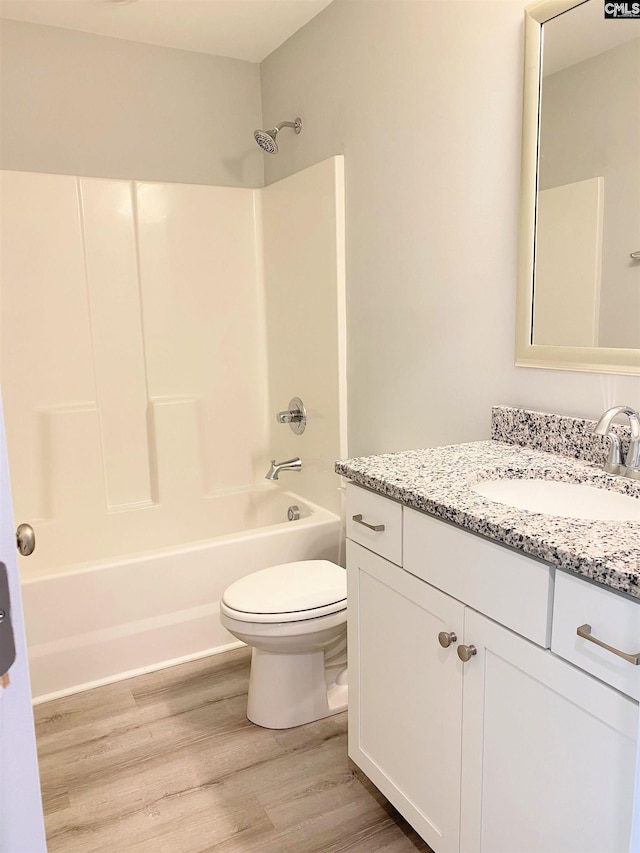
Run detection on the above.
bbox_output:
[21,489,340,584]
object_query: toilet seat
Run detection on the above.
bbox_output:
[221,560,346,624]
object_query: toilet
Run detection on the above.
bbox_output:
[219,560,348,729]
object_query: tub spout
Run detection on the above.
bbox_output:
[265,457,302,480]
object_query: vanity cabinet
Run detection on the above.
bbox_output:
[346,484,638,853]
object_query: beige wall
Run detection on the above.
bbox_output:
[261,0,640,457]
[0,19,264,188]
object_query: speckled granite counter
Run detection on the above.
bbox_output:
[336,409,640,600]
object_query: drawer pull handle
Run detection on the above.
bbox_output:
[576,624,640,666]
[352,514,385,532]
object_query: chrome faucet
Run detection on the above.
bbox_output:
[265,457,302,481]
[592,405,640,480]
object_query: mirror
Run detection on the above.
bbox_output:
[516,0,640,374]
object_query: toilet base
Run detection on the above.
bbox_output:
[246,647,348,729]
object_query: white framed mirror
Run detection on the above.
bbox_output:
[516,0,640,374]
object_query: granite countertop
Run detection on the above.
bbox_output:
[336,438,640,600]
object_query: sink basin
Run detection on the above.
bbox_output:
[471,479,640,521]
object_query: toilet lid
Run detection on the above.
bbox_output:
[222,560,346,617]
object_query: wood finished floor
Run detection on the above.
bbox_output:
[35,647,434,853]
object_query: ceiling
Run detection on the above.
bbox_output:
[0,0,334,62]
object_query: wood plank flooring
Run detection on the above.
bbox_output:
[35,647,434,853]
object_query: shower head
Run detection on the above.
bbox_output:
[254,118,302,154]
[254,129,279,154]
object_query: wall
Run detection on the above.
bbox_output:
[0,19,264,188]
[261,0,640,457]
[539,40,640,349]
[262,156,347,514]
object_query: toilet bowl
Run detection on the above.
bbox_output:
[220,560,348,729]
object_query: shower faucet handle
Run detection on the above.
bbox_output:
[276,397,307,435]
[276,411,301,423]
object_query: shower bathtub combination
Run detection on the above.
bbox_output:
[22,488,340,702]
[1,158,346,702]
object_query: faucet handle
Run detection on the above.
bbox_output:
[275,397,306,435]
[625,423,640,472]
[601,434,623,473]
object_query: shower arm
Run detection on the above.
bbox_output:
[276,119,302,134]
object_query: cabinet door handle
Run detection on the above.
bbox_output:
[576,624,640,666]
[351,514,385,532]
[438,631,457,648]
[457,644,477,663]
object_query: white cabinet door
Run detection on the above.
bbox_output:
[460,607,637,853]
[347,540,464,853]
[0,392,46,852]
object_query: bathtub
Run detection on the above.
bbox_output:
[21,488,342,701]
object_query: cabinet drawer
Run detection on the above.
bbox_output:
[404,508,553,647]
[552,570,640,701]
[346,484,402,565]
